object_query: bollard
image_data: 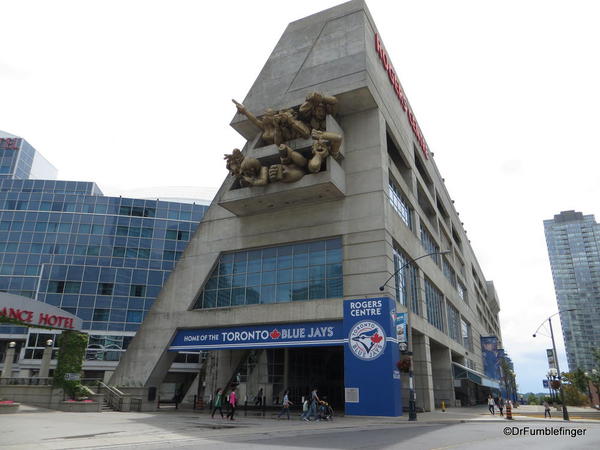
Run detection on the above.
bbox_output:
[506,402,513,420]
[441,401,446,412]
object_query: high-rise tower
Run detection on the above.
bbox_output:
[544,210,600,371]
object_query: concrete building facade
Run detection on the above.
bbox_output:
[544,210,600,372]
[111,0,505,414]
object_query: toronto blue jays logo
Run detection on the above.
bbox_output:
[348,320,386,361]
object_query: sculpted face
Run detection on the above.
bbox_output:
[314,104,326,120]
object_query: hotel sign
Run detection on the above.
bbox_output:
[0,292,82,330]
[374,33,429,159]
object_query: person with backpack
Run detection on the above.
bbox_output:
[211,388,224,419]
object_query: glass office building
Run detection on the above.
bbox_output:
[0,132,207,378]
[544,210,600,371]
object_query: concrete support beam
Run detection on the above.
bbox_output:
[430,344,456,408]
[413,333,434,412]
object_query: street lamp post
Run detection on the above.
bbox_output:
[533,309,576,421]
[379,249,450,421]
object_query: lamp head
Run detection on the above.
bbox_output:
[8,341,16,348]
[532,334,536,338]
[379,286,385,291]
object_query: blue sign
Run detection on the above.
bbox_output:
[343,297,402,417]
[543,379,549,389]
[169,320,343,351]
[481,336,500,380]
[396,312,407,345]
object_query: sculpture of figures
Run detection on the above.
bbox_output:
[224,149,244,177]
[268,144,308,183]
[307,130,343,173]
[233,100,310,146]
[299,92,338,131]
[311,129,343,162]
[239,156,269,187]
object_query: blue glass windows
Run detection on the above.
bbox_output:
[193,238,343,309]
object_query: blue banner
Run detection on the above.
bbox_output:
[169,320,343,351]
[343,297,402,416]
[481,336,500,380]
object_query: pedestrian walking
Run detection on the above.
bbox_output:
[211,388,224,419]
[300,397,309,420]
[226,387,237,420]
[497,396,505,417]
[304,387,320,421]
[487,394,495,415]
[544,400,551,418]
[277,389,293,420]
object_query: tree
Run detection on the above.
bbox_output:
[563,368,588,394]
[52,330,89,399]
[525,393,539,405]
[563,384,588,406]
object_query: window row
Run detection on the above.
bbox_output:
[388,180,412,229]
[195,279,343,309]
[47,281,147,297]
[194,238,343,310]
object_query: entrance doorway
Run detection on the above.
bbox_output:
[287,346,344,409]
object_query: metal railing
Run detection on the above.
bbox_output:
[0,377,52,386]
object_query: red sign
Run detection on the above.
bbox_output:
[374,33,429,159]
[0,307,76,329]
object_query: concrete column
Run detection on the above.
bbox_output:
[38,339,54,378]
[1,342,16,378]
[430,345,455,408]
[413,334,434,411]
[283,348,289,392]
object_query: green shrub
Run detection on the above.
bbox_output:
[52,331,88,399]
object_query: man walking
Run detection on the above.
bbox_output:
[487,394,495,415]
[304,387,320,421]
[277,389,293,420]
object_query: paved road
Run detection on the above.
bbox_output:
[3,405,599,449]
[137,421,599,450]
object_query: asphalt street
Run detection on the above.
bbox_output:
[3,405,599,450]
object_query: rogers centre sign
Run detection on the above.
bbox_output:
[374,33,429,159]
[0,292,82,330]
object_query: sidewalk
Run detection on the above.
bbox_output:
[3,404,598,449]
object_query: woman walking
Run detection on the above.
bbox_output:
[211,388,224,419]
[277,389,293,420]
[226,387,237,421]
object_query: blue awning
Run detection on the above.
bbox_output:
[452,362,500,389]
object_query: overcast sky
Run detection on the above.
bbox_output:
[2,0,599,394]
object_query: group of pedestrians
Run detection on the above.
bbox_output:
[210,386,328,422]
[210,386,238,420]
[487,394,507,416]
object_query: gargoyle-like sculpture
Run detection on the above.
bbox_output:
[307,130,343,173]
[225,92,344,188]
[299,92,338,131]
[233,100,310,146]
[239,156,269,187]
[224,149,244,177]
[269,144,308,183]
[224,150,269,187]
